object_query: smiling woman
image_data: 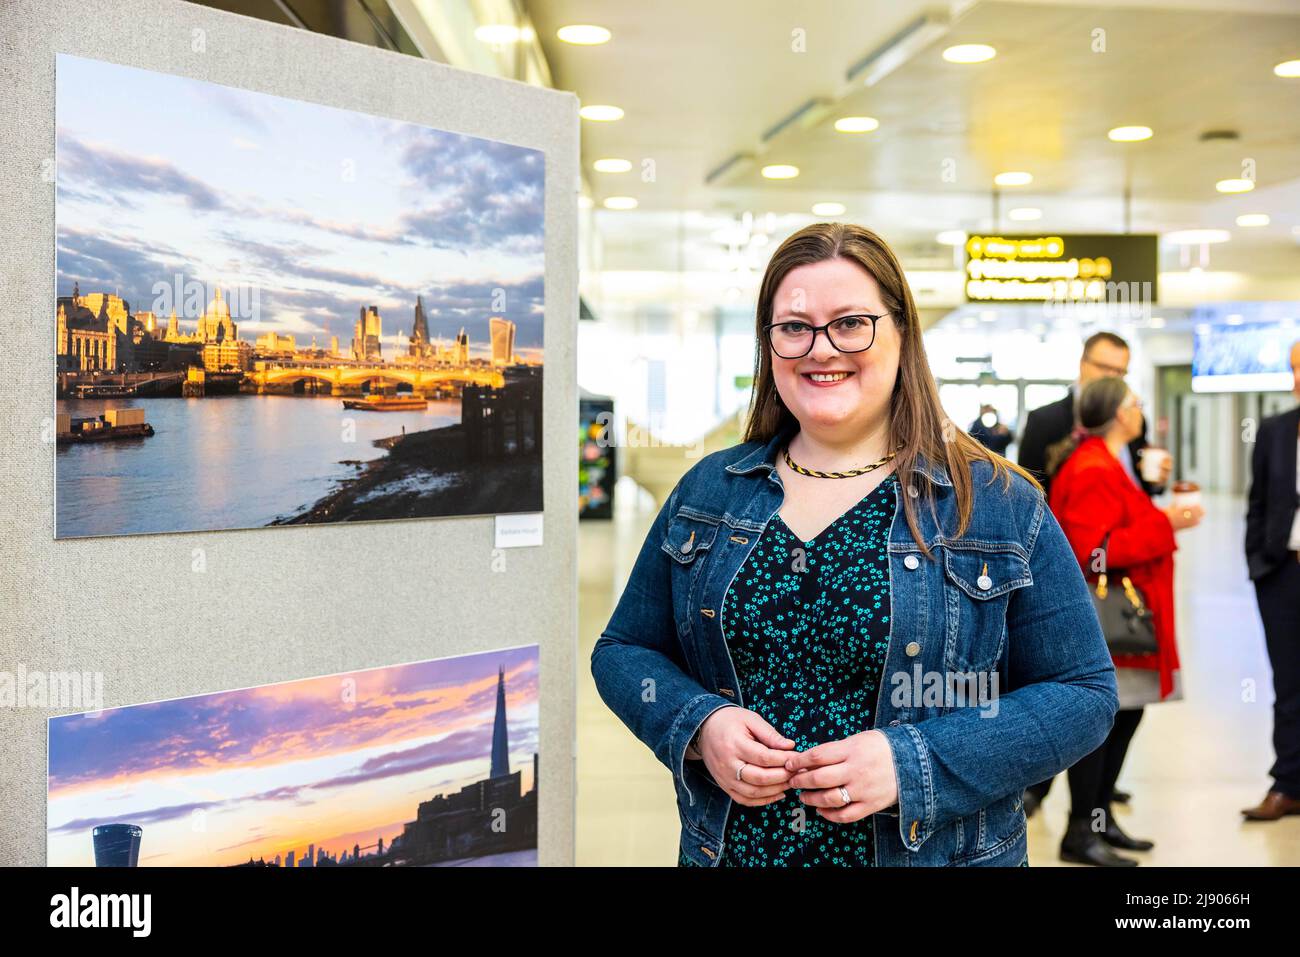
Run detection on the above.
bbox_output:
[591,222,1120,868]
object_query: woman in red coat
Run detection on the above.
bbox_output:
[1046,377,1203,866]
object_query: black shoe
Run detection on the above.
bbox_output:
[1059,819,1139,867]
[1103,816,1154,851]
[1111,789,1131,805]
[1022,788,1041,819]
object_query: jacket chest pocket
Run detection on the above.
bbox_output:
[940,545,1032,678]
[660,513,722,637]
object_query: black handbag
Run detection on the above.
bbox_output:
[1090,533,1159,656]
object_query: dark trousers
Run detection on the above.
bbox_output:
[1256,558,1300,796]
[1067,708,1144,822]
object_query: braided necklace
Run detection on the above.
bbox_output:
[783,445,899,480]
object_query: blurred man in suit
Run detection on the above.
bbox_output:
[1018,331,1168,817]
[1243,340,1300,821]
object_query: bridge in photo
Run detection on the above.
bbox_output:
[65,371,186,398]
[248,363,505,395]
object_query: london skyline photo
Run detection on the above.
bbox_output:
[47,646,540,867]
[54,54,545,538]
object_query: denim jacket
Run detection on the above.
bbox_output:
[591,427,1119,866]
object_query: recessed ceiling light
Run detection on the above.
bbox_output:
[943,44,996,64]
[1108,126,1153,142]
[603,196,638,210]
[579,105,624,121]
[557,24,611,45]
[812,202,846,216]
[834,116,879,133]
[1273,59,1300,78]
[1008,207,1042,221]
[936,230,967,246]
[593,158,632,173]
[1164,229,1231,244]
[475,24,524,44]
[761,164,799,179]
[1236,213,1270,227]
[1216,178,1255,193]
[994,171,1033,187]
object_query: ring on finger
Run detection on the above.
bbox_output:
[736,763,748,783]
[837,786,852,806]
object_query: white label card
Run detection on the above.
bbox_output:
[495,513,544,549]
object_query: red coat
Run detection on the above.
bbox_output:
[1048,436,1180,699]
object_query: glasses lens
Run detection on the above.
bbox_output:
[769,322,813,358]
[827,316,876,352]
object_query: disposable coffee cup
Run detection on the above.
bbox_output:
[1172,481,1201,511]
[1139,447,1171,484]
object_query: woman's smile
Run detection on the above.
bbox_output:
[801,369,855,387]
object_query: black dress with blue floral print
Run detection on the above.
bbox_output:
[682,477,897,867]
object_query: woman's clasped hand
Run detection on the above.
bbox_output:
[695,706,899,821]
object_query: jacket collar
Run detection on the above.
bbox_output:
[724,424,793,476]
[724,423,953,488]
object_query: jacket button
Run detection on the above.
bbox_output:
[889,719,900,726]
[977,574,993,590]
[907,485,919,499]
[910,820,920,842]
[903,555,920,570]
[905,641,921,657]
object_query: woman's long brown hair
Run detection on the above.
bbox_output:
[743,222,1041,556]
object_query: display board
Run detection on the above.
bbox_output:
[1190,302,1299,393]
[0,0,578,866]
[963,233,1159,304]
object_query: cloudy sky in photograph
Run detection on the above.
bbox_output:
[55,54,545,353]
[47,646,539,866]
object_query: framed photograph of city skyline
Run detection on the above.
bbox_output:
[54,54,544,539]
[47,645,540,867]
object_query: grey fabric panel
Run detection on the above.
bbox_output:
[1116,667,1181,709]
[0,0,578,866]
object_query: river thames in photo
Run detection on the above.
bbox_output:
[55,396,461,538]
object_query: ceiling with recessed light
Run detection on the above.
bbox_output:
[528,0,1300,275]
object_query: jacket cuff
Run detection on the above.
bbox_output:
[670,694,739,807]
[879,723,935,851]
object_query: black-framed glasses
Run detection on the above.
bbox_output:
[1082,355,1129,377]
[765,314,885,359]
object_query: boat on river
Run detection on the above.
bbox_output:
[342,394,428,411]
[56,408,154,444]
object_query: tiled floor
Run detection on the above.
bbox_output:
[576,486,1300,866]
